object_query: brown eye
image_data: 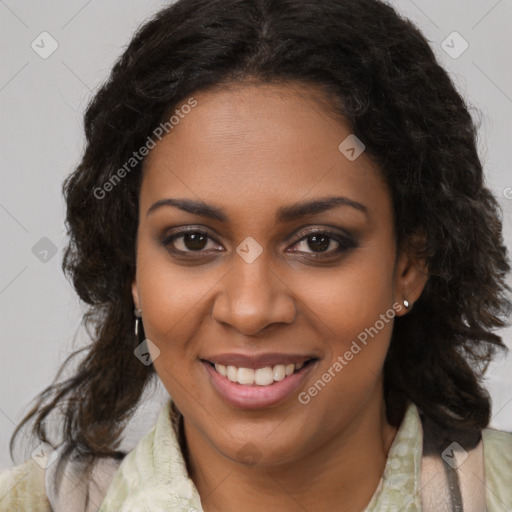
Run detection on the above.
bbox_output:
[304,234,332,253]
[181,232,208,251]
[289,229,357,258]
[162,229,223,254]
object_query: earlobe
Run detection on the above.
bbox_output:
[131,279,140,310]
[394,249,429,316]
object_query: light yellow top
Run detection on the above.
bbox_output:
[1,400,511,511]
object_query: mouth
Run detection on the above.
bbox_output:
[204,359,316,386]
[201,356,319,409]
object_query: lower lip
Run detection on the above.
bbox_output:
[203,361,316,409]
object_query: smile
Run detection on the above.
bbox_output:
[212,362,306,386]
[202,357,318,409]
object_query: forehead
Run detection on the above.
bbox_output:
[139,82,391,225]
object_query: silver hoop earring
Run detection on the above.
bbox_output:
[134,308,142,337]
[403,299,410,309]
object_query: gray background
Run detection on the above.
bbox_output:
[1,0,511,469]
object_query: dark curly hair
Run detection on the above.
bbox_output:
[11,0,511,504]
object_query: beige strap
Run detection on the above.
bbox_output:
[421,438,487,511]
[45,451,121,512]
[458,439,487,512]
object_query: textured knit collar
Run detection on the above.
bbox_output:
[98,398,423,511]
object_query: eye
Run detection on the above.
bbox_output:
[160,227,357,260]
[289,230,357,258]
[162,229,223,254]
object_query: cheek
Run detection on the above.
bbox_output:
[291,236,396,343]
[135,233,219,341]
[134,240,211,382]
[293,237,396,408]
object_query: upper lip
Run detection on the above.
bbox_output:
[202,352,317,369]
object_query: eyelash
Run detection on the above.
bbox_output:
[160,227,357,260]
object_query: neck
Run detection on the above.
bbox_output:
[182,392,399,512]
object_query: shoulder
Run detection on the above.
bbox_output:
[482,426,512,510]
[0,456,52,511]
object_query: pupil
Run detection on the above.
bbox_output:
[185,233,207,250]
[308,234,329,252]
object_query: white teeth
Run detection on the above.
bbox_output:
[273,364,286,381]
[237,367,255,385]
[226,365,238,382]
[215,364,227,376]
[215,361,310,386]
[255,367,274,386]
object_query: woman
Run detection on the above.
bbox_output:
[1,0,511,510]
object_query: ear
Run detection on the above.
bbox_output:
[132,279,141,311]
[393,241,429,317]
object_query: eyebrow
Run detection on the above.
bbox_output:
[146,196,368,223]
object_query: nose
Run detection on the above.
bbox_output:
[211,255,296,336]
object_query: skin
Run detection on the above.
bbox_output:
[131,81,428,512]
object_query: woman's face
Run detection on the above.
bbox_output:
[132,82,425,467]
